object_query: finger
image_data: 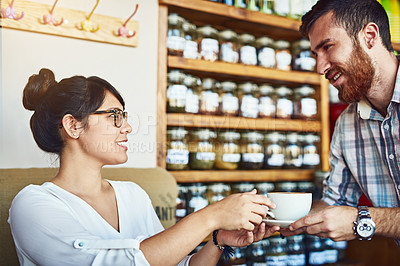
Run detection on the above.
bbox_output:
[248,213,263,225]
[251,204,268,218]
[249,194,276,208]
[289,214,323,231]
[254,222,266,241]
[244,189,257,194]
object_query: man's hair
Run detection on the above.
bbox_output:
[300,0,393,52]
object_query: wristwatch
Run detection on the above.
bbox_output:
[353,206,376,240]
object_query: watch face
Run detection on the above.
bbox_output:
[356,218,375,238]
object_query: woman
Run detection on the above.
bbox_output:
[9,68,278,266]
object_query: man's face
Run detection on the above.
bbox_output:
[308,12,375,103]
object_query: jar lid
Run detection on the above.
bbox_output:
[190,128,217,140]
[183,74,198,87]
[168,13,184,25]
[297,181,314,190]
[269,236,287,244]
[264,132,284,143]
[294,85,315,96]
[238,33,256,43]
[232,182,254,192]
[168,70,186,83]
[255,182,275,192]
[220,81,237,91]
[259,84,274,95]
[202,78,217,90]
[274,40,290,49]
[218,131,241,141]
[238,82,257,93]
[167,127,188,139]
[188,183,207,193]
[241,131,264,142]
[274,181,297,191]
[303,133,320,144]
[255,36,274,47]
[293,38,311,50]
[197,25,218,36]
[286,132,299,143]
[218,29,238,40]
[177,184,189,193]
[182,21,196,32]
[208,182,228,193]
[275,86,293,96]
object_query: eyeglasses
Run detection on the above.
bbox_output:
[92,108,128,128]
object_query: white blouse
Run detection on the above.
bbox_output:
[8,180,192,266]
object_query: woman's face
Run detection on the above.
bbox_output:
[77,91,132,166]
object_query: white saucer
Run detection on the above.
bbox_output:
[262,218,295,228]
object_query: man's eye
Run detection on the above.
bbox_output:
[324,44,332,51]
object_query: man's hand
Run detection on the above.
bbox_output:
[280,205,358,241]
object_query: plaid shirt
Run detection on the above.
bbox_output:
[322,56,400,245]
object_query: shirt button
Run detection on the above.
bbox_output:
[384,124,389,130]
[389,154,395,160]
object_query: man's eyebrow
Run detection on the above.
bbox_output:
[312,38,333,54]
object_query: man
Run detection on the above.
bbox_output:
[282,0,400,245]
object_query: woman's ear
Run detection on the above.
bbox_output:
[362,22,379,49]
[61,114,80,139]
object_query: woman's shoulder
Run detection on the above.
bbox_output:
[107,180,149,196]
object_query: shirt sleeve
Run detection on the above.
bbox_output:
[8,186,150,266]
[322,114,362,207]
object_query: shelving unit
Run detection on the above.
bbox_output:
[157,0,331,183]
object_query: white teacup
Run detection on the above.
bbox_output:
[267,192,312,221]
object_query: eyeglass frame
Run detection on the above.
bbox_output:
[91,108,128,128]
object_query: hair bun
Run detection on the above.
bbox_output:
[23,68,56,111]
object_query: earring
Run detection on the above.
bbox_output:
[73,133,78,138]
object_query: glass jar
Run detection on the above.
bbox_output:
[249,239,268,265]
[238,33,257,65]
[215,131,241,170]
[256,36,276,68]
[255,182,275,196]
[275,86,293,119]
[266,236,288,266]
[324,238,339,265]
[258,83,276,118]
[176,184,188,222]
[274,181,297,192]
[199,78,220,115]
[238,82,259,118]
[197,25,219,62]
[187,183,209,214]
[306,235,326,266]
[167,70,187,113]
[188,128,216,170]
[231,182,255,194]
[293,85,317,120]
[182,21,199,59]
[234,0,247,8]
[260,0,274,14]
[166,127,189,170]
[221,0,234,6]
[218,29,239,63]
[207,183,230,204]
[167,13,185,56]
[274,0,290,17]
[263,132,285,169]
[297,181,314,193]
[290,0,304,20]
[246,0,259,11]
[286,235,306,266]
[184,74,200,114]
[220,81,239,116]
[292,39,316,72]
[284,132,302,168]
[240,131,265,170]
[275,40,292,71]
[301,133,320,169]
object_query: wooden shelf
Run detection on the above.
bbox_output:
[170,169,315,183]
[168,56,321,86]
[159,0,302,42]
[393,42,400,52]
[167,113,321,132]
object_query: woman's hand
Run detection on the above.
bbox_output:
[217,223,280,247]
[204,189,276,231]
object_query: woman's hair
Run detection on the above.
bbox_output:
[22,68,125,154]
[300,0,393,52]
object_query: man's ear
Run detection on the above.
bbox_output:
[61,114,81,139]
[362,22,379,49]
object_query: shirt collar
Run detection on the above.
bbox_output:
[357,55,400,120]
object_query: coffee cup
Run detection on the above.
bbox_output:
[266,192,312,221]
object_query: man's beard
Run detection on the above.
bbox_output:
[329,42,375,103]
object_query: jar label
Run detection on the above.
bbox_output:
[196,152,216,161]
[303,153,320,166]
[167,36,185,51]
[301,98,317,116]
[258,47,276,68]
[222,153,241,163]
[323,249,338,264]
[277,98,293,117]
[200,91,219,112]
[211,195,225,203]
[167,85,187,101]
[189,196,208,212]
[222,94,239,113]
[166,149,189,165]
[200,38,219,61]
[295,57,316,71]
[259,96,276,116]
[287,253,306,266]
[276,51,292,70]
[185,90,199,113]
[308,251,326,265]
[241,95,259,118]
[267,255,288,266]
[183,40,199,59]
[240,45,257,65]
[176,209,187,217]
[268,154,285,166]
[242,153,264,163]
[221,42,239,63]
